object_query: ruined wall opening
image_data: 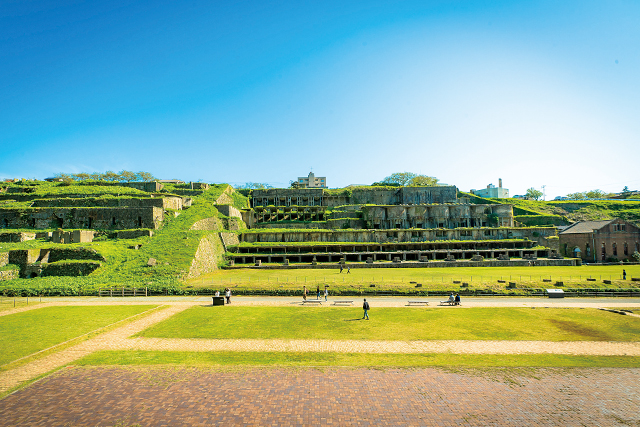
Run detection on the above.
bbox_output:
[1,218,8,228]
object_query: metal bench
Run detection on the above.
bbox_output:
[332,300,354,306]
[407,301,429,306]
[439,300,456,306]
[302,300,323,305]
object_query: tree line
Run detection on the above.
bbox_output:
[524,186,637,201]
[54,171,157,182]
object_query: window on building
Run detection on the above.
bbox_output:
[586,244,591,257]
[624,242,628,255]
[612,243,617,256]
[621,224,626,231]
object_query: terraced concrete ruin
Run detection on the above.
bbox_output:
[229,186,570,269]
[0,180,573,284]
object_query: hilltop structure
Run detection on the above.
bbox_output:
[295,172,327,188]
[471,178,509,199]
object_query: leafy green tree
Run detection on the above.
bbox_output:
[566,192,586,200]
[379,172,440,187]
[380,172,418,186]
[525,188,543,200]
[54,173,74,183]
[408,175,439,186]
[633,251,640,263]
[622,186,631,198]
[585,189,606,199]
[71,173,90,181]
[118,170,137,182]
[136,172,156,182]
[102,171,119,181]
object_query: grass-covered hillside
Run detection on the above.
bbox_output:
[460,191,640,227]
[0,181,248,296]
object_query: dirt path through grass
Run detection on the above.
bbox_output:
[3,299,640,395]
[0,303,194,394]
[106,337,640,356]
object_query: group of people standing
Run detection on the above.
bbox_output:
[215,288,232,304]
[302,285,329,301]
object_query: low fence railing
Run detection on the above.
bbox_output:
[98,287,148,297]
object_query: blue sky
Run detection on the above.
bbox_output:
[1,0,639,198]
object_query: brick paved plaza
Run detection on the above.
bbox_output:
[1,366,638,426]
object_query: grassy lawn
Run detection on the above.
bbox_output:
[76,350,640,368]
[138,306,640,341]
[187,265,640,292]
[0,305,157,366]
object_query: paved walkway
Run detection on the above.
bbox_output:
[1,366,639,426]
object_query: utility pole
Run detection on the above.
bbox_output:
[541,185,546,201]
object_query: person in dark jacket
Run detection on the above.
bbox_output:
[454,293,461,305]
[362,299,370,320]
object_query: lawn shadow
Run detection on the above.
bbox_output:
[344,318,362,322]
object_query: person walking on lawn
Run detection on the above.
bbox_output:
[362,298,370,320]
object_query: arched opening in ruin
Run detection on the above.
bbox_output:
[29,272,38,278]
[138,216,143,227]
[1,218,8,228]
[54,217,63,228]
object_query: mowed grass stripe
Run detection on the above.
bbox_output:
[76,350,640,368]
[0,305,157,365]
[137,306,640,341]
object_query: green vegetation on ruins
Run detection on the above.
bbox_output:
[2,175,640,297]
[139,306,640,342]
[0,180,249,296]
[460,191,640,226]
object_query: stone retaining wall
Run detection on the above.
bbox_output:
[186,233,225,279]
[0,268,18,281]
